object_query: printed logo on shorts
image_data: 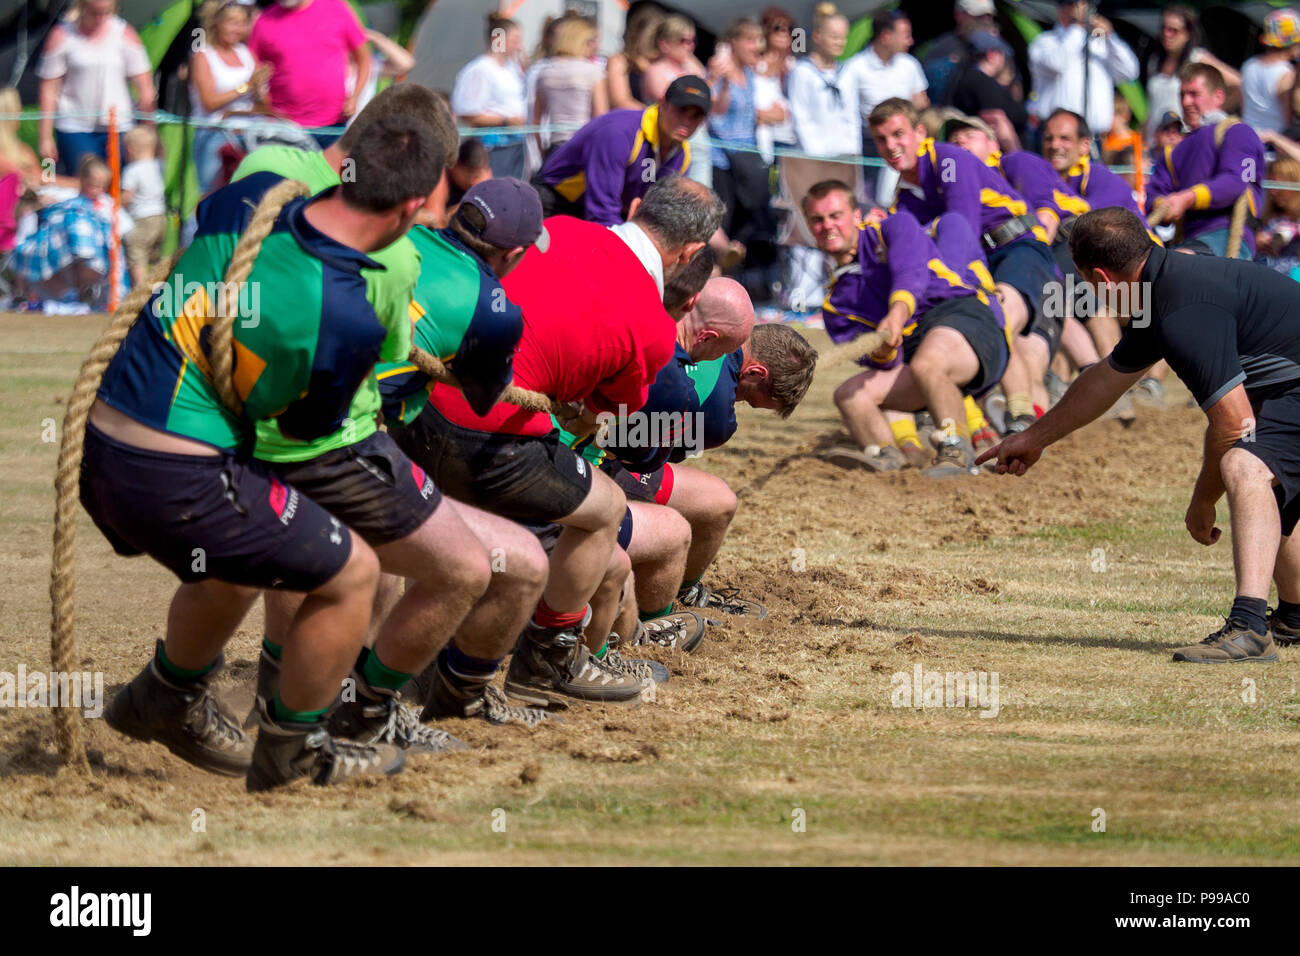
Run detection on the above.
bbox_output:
[576,458,587,478]
[411,461,435,500]
[268,476,299,526]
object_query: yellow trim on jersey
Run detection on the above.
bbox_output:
[1162,145,1178,187]
[920,137,938,168]
[232,338,266,403]
[376,363,419,381]
[888,290,917,318]
[979,188,1028,217]
[970,260,996,294]
[1191,183,1212,210]
[1053,188,1090,217]
[555,170,587,202]
[1030,224,1049,243]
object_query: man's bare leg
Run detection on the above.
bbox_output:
[624,500,691,631]
[834,365,905,449]
[667,466,739,584]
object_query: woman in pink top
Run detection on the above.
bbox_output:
[36,0,157,175]
[248,0,371,146]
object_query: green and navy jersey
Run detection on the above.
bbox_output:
[686,348,742,453]
[97,172,388,451]
[231,144,420,461]
[376,226,524,426]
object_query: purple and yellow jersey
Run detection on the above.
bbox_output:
[1146,120,1265,252]
[823,210,990,369]
[892,139,1050,250]
[1063,153,1137,216]
[994,150,1089,227]
[97,172,387,452]
[537,106,691,225]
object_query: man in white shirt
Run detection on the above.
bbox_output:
[1027,0,1139,141]
[846,11,929,133]
[451,15,528,178]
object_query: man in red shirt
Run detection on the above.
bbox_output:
[394,175,724,707]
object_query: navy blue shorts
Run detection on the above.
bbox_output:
[989,236,1062,355]
[80,424,350,591]
[269,431,441,547]
[525,509,635,553]
[1236,384,1300,536]
[903,295,1010,399]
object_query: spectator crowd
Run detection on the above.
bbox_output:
[5,0,1300,312]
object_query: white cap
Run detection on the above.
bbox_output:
[956,0,995,16]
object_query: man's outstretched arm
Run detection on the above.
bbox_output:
[976,359,1147,475]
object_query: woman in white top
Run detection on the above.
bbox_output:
[451,14,529,179]
[532,18,607,157]
[189,0,270,193]
[1241,9,1300,136]
[36,0,157,175]
[1144,5,1239,137]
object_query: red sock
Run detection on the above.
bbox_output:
[532,598,587,630]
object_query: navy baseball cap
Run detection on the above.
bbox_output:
[969,30,1011,57]
[455,177,549,251]
[665,75,712,113]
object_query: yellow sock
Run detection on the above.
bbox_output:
[964,395,988,434]
[1007,393,1035,421]
[890,417,922,449]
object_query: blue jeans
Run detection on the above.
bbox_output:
[192,126,242,194]
[55,130,127,175]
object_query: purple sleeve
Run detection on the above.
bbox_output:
[1195,125,1264,210]
[880,213,935,319]
[1011,155,1062,218]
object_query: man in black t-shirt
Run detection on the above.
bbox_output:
[979,207,1300,663]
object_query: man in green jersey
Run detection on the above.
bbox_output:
[89,117,446,790]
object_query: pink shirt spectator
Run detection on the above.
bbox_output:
[249,0,366,128]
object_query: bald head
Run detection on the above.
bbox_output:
[677,277,754,361]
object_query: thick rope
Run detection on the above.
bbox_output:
[50,251,182,771]
[49,179,309,769]
[1225,191,1249,261]
[210,178,310,417]
[407,345,604,438]
[814,328,892,372]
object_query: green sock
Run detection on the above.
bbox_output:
[272,696,327,724]
[262,638,283,661]
[155,641,217,682]
[639,603,674,622]
[360,647,413,692]
[593,640,609,660]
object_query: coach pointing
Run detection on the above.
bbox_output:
[979,207,1300,663]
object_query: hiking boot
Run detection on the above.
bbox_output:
[1171,620,1278,663]
[984,393,1008,434]
[246,697,404,792]
[328,673,468,754]
[1045,370,1068,407]
[504,618,647,707]
[679,583,767,621]
[1268,609,1300,647]
[1004,413,1037,435]
[418,659,554,727]
[631,610,709,652]
[602,648,669,684]
[971,427,1000,472]
[243,645,280,729]
[1104,391,1137,427]
[922,435,977,478]
[899,440,931,469]
[105,648,252,776]
[822,443,903,472]
[915,410,937,448]
[1133,376,1165,408]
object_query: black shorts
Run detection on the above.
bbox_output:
[392,404,592,524]
[1235,384,1300,536]
[525,508,635,554]
[269,431,441,547]
[903,295,1010,399]
[988,236,1062,355]
[80,424,350,591]
[604,460,675,505]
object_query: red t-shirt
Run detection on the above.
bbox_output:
[429,216,677,436]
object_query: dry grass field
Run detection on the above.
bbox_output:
[1,312,1298,865]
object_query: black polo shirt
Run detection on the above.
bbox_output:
[1108,246,1300,411]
